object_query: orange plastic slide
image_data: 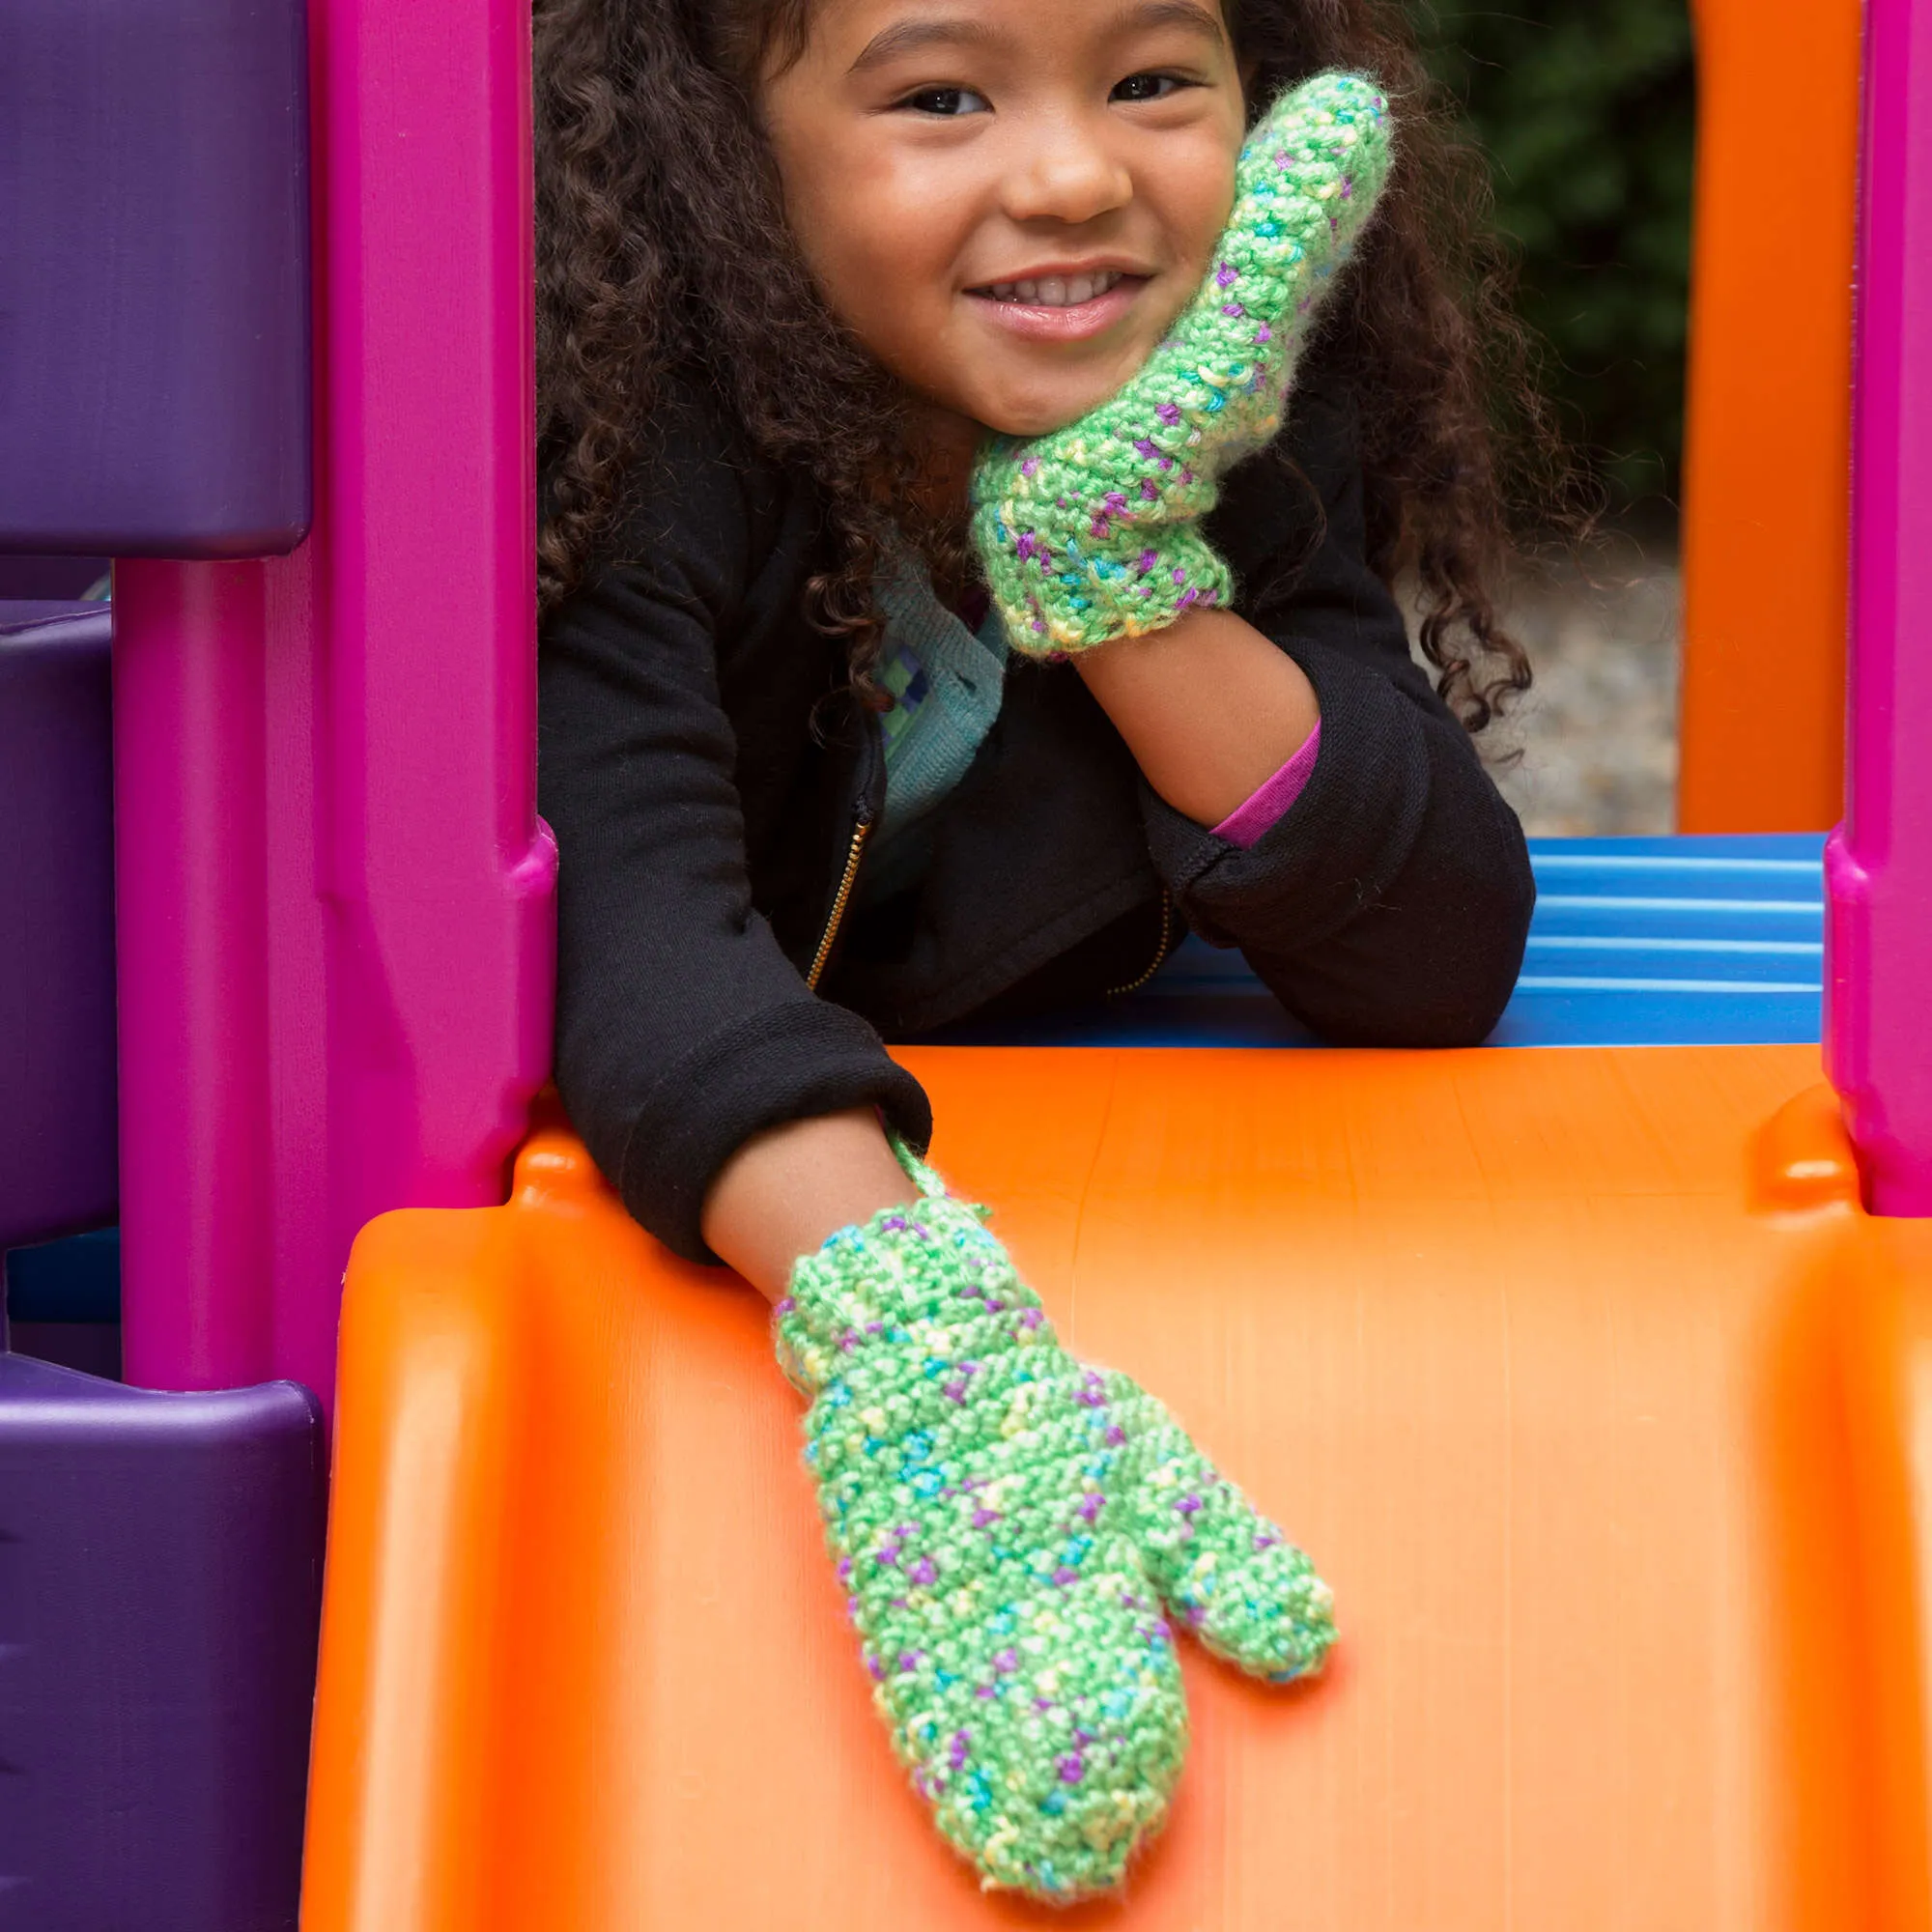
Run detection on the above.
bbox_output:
[303,1045,1932,1930]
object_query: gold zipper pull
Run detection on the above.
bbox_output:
[807,811,874,992]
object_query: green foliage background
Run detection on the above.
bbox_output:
[1411,2,1696,513]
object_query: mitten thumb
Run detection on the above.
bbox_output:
[1116,1375,1337,1682]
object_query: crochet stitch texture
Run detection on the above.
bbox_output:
[971,71,1394,654]
[776,1150,1336,1900]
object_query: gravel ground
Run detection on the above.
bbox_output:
[1419,532,1682,838]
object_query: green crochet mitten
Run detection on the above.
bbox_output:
[775,1145,1335,1901]
[970,71,1393,655]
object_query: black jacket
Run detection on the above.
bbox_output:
[538,374,1533,1262]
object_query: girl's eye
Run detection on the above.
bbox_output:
[896,85,991,117]
[1112,71,1190,104]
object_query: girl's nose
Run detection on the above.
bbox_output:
[1001,119,1133,228]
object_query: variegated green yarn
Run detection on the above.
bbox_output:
[775,1146,1336,1901]
[970,71,1394,655]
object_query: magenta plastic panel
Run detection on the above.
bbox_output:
[1828,0,1932,1216]
[113,0,555,1404]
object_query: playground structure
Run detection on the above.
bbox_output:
[1677,0,1864,833]
[2,0,1929,1925]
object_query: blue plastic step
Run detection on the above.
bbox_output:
[7,1227,124,1377]
[923,834,1827,1050]
[7,1227,120,1323]
[1495,834,1823,1047]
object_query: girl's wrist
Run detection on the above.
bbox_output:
[1071,606,1242,677]
[700,1107,921,1302]
[1071,609,1320,828]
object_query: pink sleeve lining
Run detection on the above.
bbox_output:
[1210,720,1321,848]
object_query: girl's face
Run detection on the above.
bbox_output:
[760,0,1248,444]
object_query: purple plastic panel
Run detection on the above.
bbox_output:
[1828,0,1932,1216]
[0,607,116,1250]
[0,1352,324,1928]
[0,601,107,627]
[113,0,555,1407]
[8,1321,122,1378]
[0,0,309,557]
[0,558,106,600]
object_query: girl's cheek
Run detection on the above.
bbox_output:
[801,152,978,312]
[1165,145,1241,281]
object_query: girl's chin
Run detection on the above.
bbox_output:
[970,383,1135,440]
[962,339,1168,440]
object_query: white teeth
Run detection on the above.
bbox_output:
[980,270,1124,307]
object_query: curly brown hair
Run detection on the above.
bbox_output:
[535,0,1564,730]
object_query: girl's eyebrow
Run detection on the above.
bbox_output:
[1109,0,1227,45]
[848,0,1224,75]
[848,16,996,73]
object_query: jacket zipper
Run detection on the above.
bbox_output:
[1104,889,1175,998]
[807,808,873,992]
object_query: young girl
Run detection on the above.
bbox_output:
[536,0,1538,1899]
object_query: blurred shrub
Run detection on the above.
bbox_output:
[1413,1,1695,513]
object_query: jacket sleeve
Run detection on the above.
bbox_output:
[1140,385,1536,1047]
[538,428,929,1263]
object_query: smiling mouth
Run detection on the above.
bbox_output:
[970,270,1143,307]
